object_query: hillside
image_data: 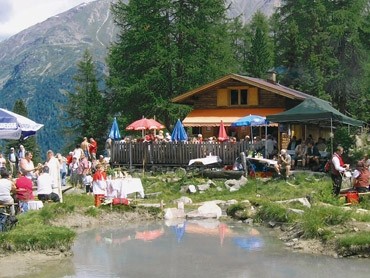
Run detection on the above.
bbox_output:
[0,0,279,155]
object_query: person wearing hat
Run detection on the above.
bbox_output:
[352,161,370,193]
[274,149,292,179]
[8,147,17,177]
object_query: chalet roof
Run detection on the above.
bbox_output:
[182,108,283,127]
[172,73,312,103]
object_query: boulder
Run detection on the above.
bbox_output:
[164,208,186,220]
[186,202,222,219]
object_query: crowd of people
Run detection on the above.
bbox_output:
[0,136,113,214]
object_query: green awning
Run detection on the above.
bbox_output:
[266,98,363,127]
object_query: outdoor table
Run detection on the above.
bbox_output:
[188,155,222,166]
[246,157,277,167]
[108,178,145,198]
[27,200,44,210]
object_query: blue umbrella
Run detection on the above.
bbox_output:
[231,114,268,127]
[109,117,121,140]
[171,119,188,142]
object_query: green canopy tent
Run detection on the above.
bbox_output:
[266,97,363,151]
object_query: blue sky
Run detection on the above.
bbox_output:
[0,0,95,40]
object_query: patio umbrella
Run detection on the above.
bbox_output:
[126,117,164,131]
[171,119,188,142]
[108,117,121,140]
[0,108,43,140]
[231,114,269,156]
[218,120,229,142]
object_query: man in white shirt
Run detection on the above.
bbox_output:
[37,166,60,202]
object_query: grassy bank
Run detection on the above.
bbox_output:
[1,170,369,257]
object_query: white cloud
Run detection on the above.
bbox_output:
[0,0,96,38]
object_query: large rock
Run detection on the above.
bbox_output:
[164,208,186,220]
[186,202,222,219]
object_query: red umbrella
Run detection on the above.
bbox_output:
[126,118,165,131]
[218,120,229,142]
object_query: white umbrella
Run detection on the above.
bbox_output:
[0,108,44,139]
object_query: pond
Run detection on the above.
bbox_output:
[15,220,370,278]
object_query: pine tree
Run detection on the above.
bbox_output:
[64,49,108,152]
[107,0,236,128]
[246,11,273,78]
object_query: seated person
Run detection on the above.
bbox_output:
[294,140,307,168]
[0,168,16,215]
[352,161,370,193]
[316,137,327,152]
[287,136,298,152]
[306,141,321,169]
[15,171,34,213]
[36,166,60,202]
[274,149,292,178]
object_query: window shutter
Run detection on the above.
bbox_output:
[248,87,258,105]
[217,89,229,106]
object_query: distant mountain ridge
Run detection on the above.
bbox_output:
[0,0,280,154]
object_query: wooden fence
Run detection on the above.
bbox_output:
[111,141,252,167]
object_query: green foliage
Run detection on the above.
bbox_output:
[337,232,370,248]
[301,206,351,239]
[107,0,236,128]
[256,200,295,223]
[63,49,109,152]
[85,206,101,217]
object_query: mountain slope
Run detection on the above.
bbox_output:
[0,0,279,154]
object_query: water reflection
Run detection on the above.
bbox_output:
[14,220,369,278]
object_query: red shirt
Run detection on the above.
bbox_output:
[89,139,97,154]
[15,176,34,201]
[93,170,107,181]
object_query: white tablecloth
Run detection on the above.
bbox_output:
[188,155,222,166]
[108,178,145,198]
[28,200,44,210]
[247,157,277,166]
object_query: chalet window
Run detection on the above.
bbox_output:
[230,89,248,106]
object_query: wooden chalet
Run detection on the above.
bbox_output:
[111,73,334,167]
[172,73,316,147]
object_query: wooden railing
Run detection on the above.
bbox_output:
[111,141,251,167]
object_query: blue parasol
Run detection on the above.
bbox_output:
[171,119,188,142]
[231,114,268,127]
[109,117,121,140]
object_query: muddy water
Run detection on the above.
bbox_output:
[15,220,370,278]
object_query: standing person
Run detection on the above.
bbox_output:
[77,154,90,188]
[105,138,112,158]
[89,138,98,160]
[69,157,79,187]
[15,171,34,213]
[331,146,350,196]
[36,166,60,203]
[45,150,62,202]
[0,168,16,215]
[8,147,17,177]
[72,144,84,160]
[56,153,67,187]
[17,145,26,161]
[274,149,292,179]
[352,161,370,193]
[92,164,107,206]
[81,137,90,159]
[19,151,41,181]
[0,153,6,169]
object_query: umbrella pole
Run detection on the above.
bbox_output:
[265,125,267,158]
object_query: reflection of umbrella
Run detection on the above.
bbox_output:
[0,108,43,139]
[173,221,186,243]
[126,118,164,131]
[233,236,264,251]
[135,228,164,241]
[218,120,229,142]
[171,119,188,142]
[108,117,121,140]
